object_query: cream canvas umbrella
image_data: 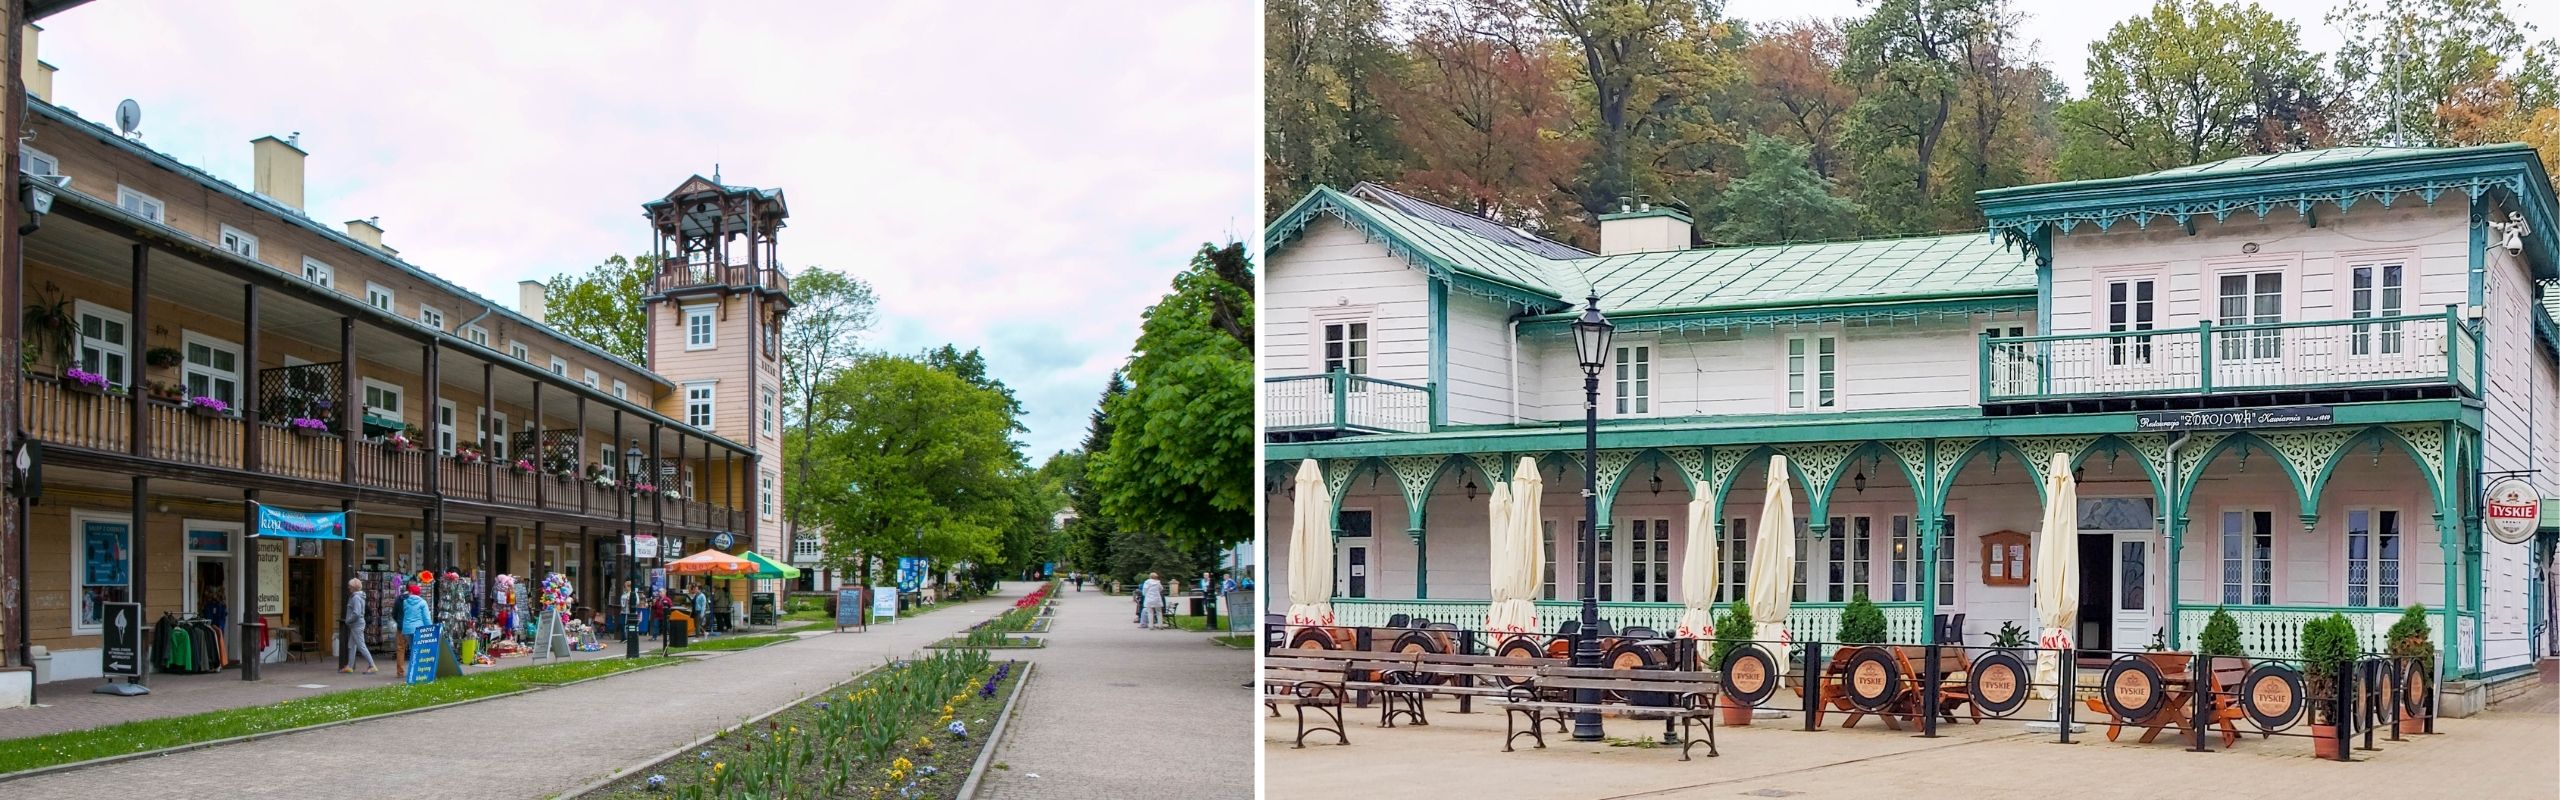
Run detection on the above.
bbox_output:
[1499,456,1545,633]
[1744,455,1797,689]
[2030,451,2080,706]
[1285,459,1336,628]
[1485,479,1533,632]
[1674,494,1720,664]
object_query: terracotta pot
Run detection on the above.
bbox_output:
[1719,693,1754,726]
[2398,714,2426,736]
[2311,723,2342,759]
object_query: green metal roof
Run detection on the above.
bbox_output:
[1980,144,2533,197]
[1266,186,1581,309]
[1575,233,2031,316]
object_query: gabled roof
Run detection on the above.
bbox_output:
[1346,182,1593,260]
[1266,185,1578,310]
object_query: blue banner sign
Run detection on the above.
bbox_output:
[406,625,442,685]
[896,557,927,592]
[255,503,348,540]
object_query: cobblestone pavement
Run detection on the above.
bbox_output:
[0,586,1020,798]
[1267,691,2560,799]
[977,586,1253,800]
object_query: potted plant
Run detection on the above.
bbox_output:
[21,283,77,371]
[513,458,537,476]
[633,481,658,497]
[453,445,483,465]
[61,365,111,396]
[288,416,330,436]
[145,346,183,369]
[2300,613,2359,759]
[1989,620,2033,664]
[185,395,232,418]
[145,381,186,404]
[1711,601,1756,726]
[2384,603,2433,735]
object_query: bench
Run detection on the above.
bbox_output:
[1493,664,1724,760]
[1264,650,1352,748]
[1362,649,1559,727]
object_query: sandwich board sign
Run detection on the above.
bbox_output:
[406,625,443,685]
[101,601,142,677]
[871,585,899,623]
[836,588,865,631]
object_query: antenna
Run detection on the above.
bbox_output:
[114,99,141,138]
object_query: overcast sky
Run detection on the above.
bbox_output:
[1722,0,2558,93]
[35,1,1257,460]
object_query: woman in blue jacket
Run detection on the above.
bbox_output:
[398,584,432,659]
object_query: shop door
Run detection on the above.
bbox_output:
[288,559,321,644]
[2076,533,2112,653]
[2109,532,2154,652]
[1340,545,1368,598]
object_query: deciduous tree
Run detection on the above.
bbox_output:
[2057,0,2332,179]
[1378,1,1593,244]
[541,254,650,363]
[1091,243,1254,558]
[793,354,1023,587]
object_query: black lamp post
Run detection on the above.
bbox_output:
[1570,294,1613,741]
[624,439,644,659]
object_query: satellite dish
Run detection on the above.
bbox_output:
[114,99,141,136]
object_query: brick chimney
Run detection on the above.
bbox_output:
[518,280,548,324]
[1598,195,1694,256]
[251,134,307,211]
[344,217,386,250]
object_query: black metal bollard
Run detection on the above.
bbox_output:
[2360,659,2381,752]
[1920,642,1941,739]
[2385,657,2405,742]
[1802,640,1823,731]
[2187,651,2212,753]
[2331,659,2355,762]
[2058,652,2076,745]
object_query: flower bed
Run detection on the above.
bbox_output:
[928,591,1051,649]
[594,649,1023,799]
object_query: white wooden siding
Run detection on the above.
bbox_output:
[1265,220,1432,388]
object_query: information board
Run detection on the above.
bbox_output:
[871,586,898,622]
[100,601,142,677]
[836,588,864,630]
[406,625,442,685]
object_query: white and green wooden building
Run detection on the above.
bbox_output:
[1262,147,2560,696]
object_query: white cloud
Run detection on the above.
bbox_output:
[37,0,1256,457]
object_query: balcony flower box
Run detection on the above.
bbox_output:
[453,447,484,465]
[288,417,330,436]
[62,367,111,396]
[384,432,419,453]
[513,459,538,476]
[187,396,233,419]
[632,482,658,497]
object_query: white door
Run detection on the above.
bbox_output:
[2213,270,2285,388]
[2109,531,2154,650]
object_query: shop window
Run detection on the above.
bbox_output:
[2346,508,2401,607]
[2221,510,2273,605]
[74,515,133,635]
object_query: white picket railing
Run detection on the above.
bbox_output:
[1325,597,1926,643]
[2173,605,2396,660]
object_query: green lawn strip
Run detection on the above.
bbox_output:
[664,634,795,654]
[593,654,1024,799]
[1210,634,1254,649]
[1165,613,1226,632]
[774,622,834,635]
[0,656,675,775]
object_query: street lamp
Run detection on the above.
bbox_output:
[625,439,644,659]
[1569,294,1613,741]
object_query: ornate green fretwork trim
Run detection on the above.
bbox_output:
[1667,447,1709,493]
[1710,447,1750,499]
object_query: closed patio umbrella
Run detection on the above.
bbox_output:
[1506,456,1544,632]
[1674,494,1719,664]
[1745,455,1796,688]
[2031,451,2079,705]
[1285,460,1336,627]
[1484,479,1528,632]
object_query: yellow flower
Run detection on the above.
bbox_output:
[713,762,725,775]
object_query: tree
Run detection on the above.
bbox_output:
[779,268,878,433]
[1524,0,1745,216]
[1706,135,1864,244]
[1091,243,1254,558]
[2057,0,2332,180]
[2329,0,2546,146]
[792,354,1023,587]
[1376,2,1593,245]
[1737,18,1857,180]
[921,345,1026,432]
[1838,0,2051,232]
[1059,374,1127,576]
[1267,0,1409,215]
[542,254,651,363]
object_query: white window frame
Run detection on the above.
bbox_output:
[684,382,715,428]
[1618,517,1670,603]
[219,225,260,261]
[488,411,509,460]
[2348,262,2408,357]
[1539,519,1559,601]
[1784,333,1838,411]
[360,377,404,420]
[581,369,600,389]
[761,470,777,520]
[2345,507,2402,607]
[436,400,459,454]
[74,300,133,388]
[683,304,716,350]
[179,330,243,409]
[2210,265,2286,362]
[509,341,529,361]
[19,145,58,177]
[302,257,334,289]
[115,185,165,224]
[612,379,629,400]
[761,386,776,433]
[1889,515,1918,603]
[365,282,395,313]
[1613,344,1651,416]
[461,325,489,348]
[1719,517,1749,603]
[549,356,568,376]
[71,511,135,635]
[2103,276,2156,367]
[418,304,445,331]
[2220,508,2274,605]
[1936,514,1958,609]
[1312,309,1373,376]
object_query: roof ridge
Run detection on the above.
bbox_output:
[1347,181,1594,258]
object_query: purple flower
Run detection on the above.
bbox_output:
[64,367,108,389]
[188,396,230,414]
[290,417,329,431]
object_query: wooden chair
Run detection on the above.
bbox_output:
[1895,646,1981,725]
[2084,652,2200,745]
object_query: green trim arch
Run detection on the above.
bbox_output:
[2172,432,2316,527]
[2305,426,2450,514]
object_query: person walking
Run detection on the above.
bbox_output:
[342,578,376,674]
[1140,572,1167,630]
[1074,572,1084,592]
[650,589,674,642]
[687,585,710,637]
[397,583,432,664]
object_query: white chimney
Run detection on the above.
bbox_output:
[1598,195,1694,256]
[21,24,51,103]
[519,280,548,324]
[344,217,386,250]
[251,134,307,211]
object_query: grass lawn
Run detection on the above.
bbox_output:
[0,656,675,775]
[774,621,834,634]
[663,634,794,654]
[1210,634,1254,649]
[1167,613,1239,632]
[780,609,831,622]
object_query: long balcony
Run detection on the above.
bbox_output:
[1263,370,1433,440]
[1981,311,2480,408]
[649,258,789,296]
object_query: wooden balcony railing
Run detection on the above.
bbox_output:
[352,446,427,493]
[143,400,242,469]
[24,374,131,452]
[258,423,343,482]
[650,259,790,295]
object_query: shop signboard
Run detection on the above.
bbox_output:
[2483,476,2543,545]
[896,557,927,592]
[871,585,898,622]
[252,503,348,540]
[632,534,659,560]
[2133,406,2333,432]
[750,592,777,626]
[406,625,442,685]
[100,601,142,677]
[256,539,285,615]
[836,588,864,630]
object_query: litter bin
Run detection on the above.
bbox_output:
[667,611,692,647]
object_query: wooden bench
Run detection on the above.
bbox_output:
[1264,650,1352,747]
[1351,649,1559,728]
[1493,665,1723,760]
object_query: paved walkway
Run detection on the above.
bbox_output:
[0,586,1021,798]
[978,585,1252,799]
[1266,693,2560,799]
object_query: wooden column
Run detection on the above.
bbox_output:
[578,395,592,515]
[423,342,440,495]
[238,488,259,681]
[481,516,495,606]
[130,476,148,684]
[649,423,664,529]
[531,381,545,508]
[241,283,261,473]
[483,362,495,499]
[128,245,147,457]
[423,507,439,620]
[338,318,356,483]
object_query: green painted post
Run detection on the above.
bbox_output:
[2162,514,2186,643]
[1329,368,1349,433]
[2443,306,2462,391]
[1411,526,1429,599]
[2197,321,2215,395]
[1977,331,1995,402]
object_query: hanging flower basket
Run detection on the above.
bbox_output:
[289,416,330,436]
[513,459,538,476]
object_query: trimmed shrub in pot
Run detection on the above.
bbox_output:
[2300,613,2359,759]
[2384,604,2433,734]
[1712,601,1756,725]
